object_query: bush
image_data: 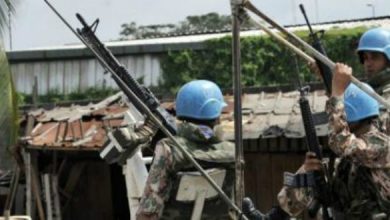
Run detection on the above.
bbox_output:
[160,26,368,95]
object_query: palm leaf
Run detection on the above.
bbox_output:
[0,0,18,37]
[0,0,17,170]
[0,44,18,170]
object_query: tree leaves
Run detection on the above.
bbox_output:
[119,12,257,40]
[159,27,367,95]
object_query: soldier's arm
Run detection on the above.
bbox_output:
[277,152,322,216]
[326,97,389,167]
[136,141,174,219]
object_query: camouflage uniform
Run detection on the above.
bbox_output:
[368,68,390,135]
[277,166,314,217]
[136,121,236,220]
[278,97,390,219]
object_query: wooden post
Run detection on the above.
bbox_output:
[31,152,45,220]
[231,0,245,210]
[43,174,53,220]
[24,74,39,216]
[51,175,62,220]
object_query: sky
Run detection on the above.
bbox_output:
[3,0,390,51]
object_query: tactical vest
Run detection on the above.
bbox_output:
[331,158,390,219]
[159,124,236,220]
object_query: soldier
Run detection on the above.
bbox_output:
[358,28,390,94]
[357,28,390,134]
[136,80,235,220]
[311,27,390,132]
[244,64,390,219]
[280,63,390,219]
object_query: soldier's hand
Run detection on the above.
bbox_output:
[242,197,266,220]
[303,152,322,172]
[332,63,352,97]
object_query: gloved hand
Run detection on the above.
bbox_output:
[101,117,159,164]
[242,197,266,220]
[242,197,290,220]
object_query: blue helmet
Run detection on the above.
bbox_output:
[357,28,390,63]
[344,83,379,123]
[176,80,227,120]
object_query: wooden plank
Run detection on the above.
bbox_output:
[24,112,36,216]
[244,152,305,214]
[62,162,86,212]
[31,152,45,220]
[43,174,53,220]
[14,183,25,214]
[24,151,32,215]
[258,139,268,152]
[51,175,62,220]
[62,161,113,220]
[3,166,20,213]
[268,138,279,153]
[63,162,86,194]
[254,153,273,212]
[279,137,288,152]
[243,153,258,207]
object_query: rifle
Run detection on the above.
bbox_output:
[289,54,333,219]
[299,4,333,95]
[298,86,333,220]
[44,1,248,218]
[297,5,334,219]
[75,14,177,135]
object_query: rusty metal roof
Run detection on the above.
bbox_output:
[27,93,144,151]
[26,88,329,150]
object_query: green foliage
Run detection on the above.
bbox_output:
[175,12,232,33]
[0,44,18,169]
[18,87,119,105]
[159,27,369,94]
[119,12,256,39]
[120,22,176,40]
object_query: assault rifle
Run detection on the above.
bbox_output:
[74,14,177,135]
[299,4,333,94]
[282,58,333,220]
[241,85,333,220]
[44,2,248,218]
[73,14,177,163]
[296,5,334,219]
[46,1,177,162]
[296,86,333,220]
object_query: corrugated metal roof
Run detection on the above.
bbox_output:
[219,89,328,140]
[26,87,329,150]
[27,92,144,150]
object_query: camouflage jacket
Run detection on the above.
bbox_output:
[136,121,235,220]
[368,68,390,135]
[278,97,390,219]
